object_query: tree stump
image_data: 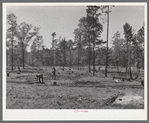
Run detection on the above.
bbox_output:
[127,78,131,82]
[7,72,9,77]
[53,82,57,85]
[141,80,144,86]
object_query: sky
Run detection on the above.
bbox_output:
[6,4,145,50]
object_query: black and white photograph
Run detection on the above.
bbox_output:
[3,2,147,120]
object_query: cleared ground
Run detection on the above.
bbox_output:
[6,66,144,109]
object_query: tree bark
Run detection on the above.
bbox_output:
[88,37,91,73]
[70,49,71,68]
[63,48,66,70]
[32,51,34,67]
[93,40,95,76]
[129,42,132,79]
[78,45,79,70]
[11,31,13,71]
[72,51,73,68]
[38,46,40,66]
[52,35,55,66]
[22,39,24,69]
[117,61,119,72]
[55,49,57,66]
[126,36,128,73]
[105,6,109,77]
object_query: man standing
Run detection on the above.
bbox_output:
[52,67,56,80]
[17,67,21,74]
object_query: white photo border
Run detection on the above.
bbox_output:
[3,2,147,121]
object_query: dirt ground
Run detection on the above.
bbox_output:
[6,66,144,109]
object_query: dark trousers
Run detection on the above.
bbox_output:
[52,73,56,80]
[36,74,44,83]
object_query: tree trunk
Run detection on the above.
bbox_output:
[63,62,64,70]
[6,52,8,68]
[60,59,62,68]
[117,51,120,72]
[28,54,30,66]
[54,46,56,66]
[88,35,91,73]
[11,31,13,71]
[70,49,71,68]
[129,43,132,79]
[52,35,56,66]
[129,67,132,79]
[141,45,144,70]
[78,43,80,70]
[117,61,119,72]
[63,49,66,70]
[78,49,79,70]
[38,47,39,66]
[72,51,73,68]
[126,37,128,73]
[93,40,95,76]
[22,40,24,69]
[137,60,140,72]
[105,6,109,77]
[80,48,82,70]
[55,50,57,66]
[32,51,34,67]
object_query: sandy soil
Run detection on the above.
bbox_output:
[6,66,144,109]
